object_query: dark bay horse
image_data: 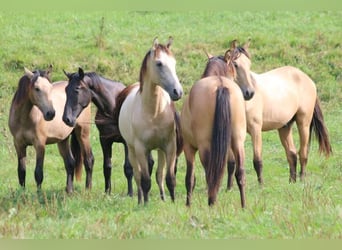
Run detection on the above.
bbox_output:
[62,68,155,196]
[206,40,332,187]
[117,37,183,204]
[8,67,94,193]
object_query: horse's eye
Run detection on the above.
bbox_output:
[156,61,163,67]
[233,61,238,68]
[35,87,40,92]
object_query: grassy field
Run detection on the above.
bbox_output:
[0,11,341,239]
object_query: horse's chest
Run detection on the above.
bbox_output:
[135,116,174,148]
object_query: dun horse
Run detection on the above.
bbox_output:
[181,52,248,206]
[62,68,154,196]
[9,67,94,193]
[207,40,332,187]
[116,37,183,204]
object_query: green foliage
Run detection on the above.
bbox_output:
[0,11,341,239]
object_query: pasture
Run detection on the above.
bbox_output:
[0,11,341,239]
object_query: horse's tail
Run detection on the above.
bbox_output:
[71,131,83,181]
[310,98,332,157]
[207,86,231,205]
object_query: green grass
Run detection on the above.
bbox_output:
[0,11,341,239]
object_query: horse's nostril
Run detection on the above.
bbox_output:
[245,90,255,101]
[173,89,178,96]
[46,110,55,120]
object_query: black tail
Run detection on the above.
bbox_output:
[310,98,332,157]
[71,131,83,181]
[207,86,231,205]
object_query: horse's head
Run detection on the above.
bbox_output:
[63,67,91,127]
[141,36,183,101]
[224,40,255,101]
[25,67,55,121]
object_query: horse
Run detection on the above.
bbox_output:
[206,40,332,187]
[116,37,183,204]
[180,55,248,208]
[8,66,94,193]
[62,68,155,196]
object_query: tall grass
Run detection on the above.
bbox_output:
[0,11,341,239]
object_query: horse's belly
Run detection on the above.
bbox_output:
[262,111,295,131]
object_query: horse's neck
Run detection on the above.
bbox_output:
[88,77,116,115]
[11,93,34,120]
[140,80,170,116]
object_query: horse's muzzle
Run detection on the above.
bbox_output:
[44,110,55,121]
[170,88,183,101]
[62,116,76,127]
[244,89,255,101]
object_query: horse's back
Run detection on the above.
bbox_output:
[252,66,317,130]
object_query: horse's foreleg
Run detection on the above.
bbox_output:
[278,126,297,182]
[76,127,94,190]
[83,147,94,190]
[57,139,75,193]
[227,148,235,190]
[297,120,311,181]
[156,149,166,201]
[15,144,27,188]
[134,144,151,204]
[184,144,196,207]
[249,127,264,185]
[34,145,45,190]
[165,142,177,202]
[122,141,134,196]
[100,136,113,194]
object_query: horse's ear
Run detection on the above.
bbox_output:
[24,67,34,79]
[78,67,85,79]
[204,50,213,59]
[166,36,173,49]
[224,49,231,62]
[230,39,238,50]
[46,64,53,79]
[243,38,251,50]
[63,69,72,80]
[152,37,159,50]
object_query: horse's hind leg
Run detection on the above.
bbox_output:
[233,146,246,208]
[278,126,297,182]
[227,148,235,190]
[184,144,196,206]
[57,139,75,193]
[15,144,27,188]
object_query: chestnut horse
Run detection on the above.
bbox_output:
[8,67,94,193]
[207,40,332,187]
[62,68,155,196]
[116,37,183,204]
